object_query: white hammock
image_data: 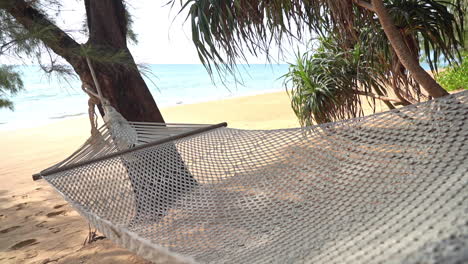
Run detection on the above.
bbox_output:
[33,90,468,264]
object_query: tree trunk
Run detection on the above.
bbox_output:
[83,0,164,122]
[372,0,449,98]
[4,0,164,122]
[3,0,196,222]
[83,0,197,222]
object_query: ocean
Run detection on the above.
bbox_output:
[0,64,289,130]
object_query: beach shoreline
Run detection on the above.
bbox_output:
[0,87,287,132]
[0,64,289,132]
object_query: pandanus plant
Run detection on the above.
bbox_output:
[173,0,464,124]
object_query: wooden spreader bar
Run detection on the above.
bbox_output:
[32,122,227,181]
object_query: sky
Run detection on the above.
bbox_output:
[51,0,305,65]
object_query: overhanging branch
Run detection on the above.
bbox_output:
[353,90,403,104]
[1,0,83,65]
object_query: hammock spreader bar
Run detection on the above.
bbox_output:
[32,122,227,181]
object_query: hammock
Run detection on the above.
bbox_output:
[33,90,468,264]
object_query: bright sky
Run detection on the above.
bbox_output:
[54,0,305,65]
[128,1,212,64]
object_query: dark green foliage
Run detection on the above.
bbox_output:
[0,65,23,110]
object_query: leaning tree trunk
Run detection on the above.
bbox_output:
[4,0,197,222]
[83,0,163,122]
[372,0,449,98]
[83,0,197,222]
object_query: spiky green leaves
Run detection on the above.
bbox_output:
[175,0,464,82]
[175,0,464,125]
[175,0,328,75]
[284,38,388,125]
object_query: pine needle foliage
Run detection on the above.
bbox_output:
[0,65,23,110]
[0,0,141,110]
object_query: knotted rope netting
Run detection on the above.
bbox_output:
[35,91,467,264]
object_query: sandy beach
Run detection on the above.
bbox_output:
[0,91,387,263]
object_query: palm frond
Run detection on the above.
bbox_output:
[173,0,464,99]
[172,0,367,75]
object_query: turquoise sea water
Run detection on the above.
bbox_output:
[0,64,289,130]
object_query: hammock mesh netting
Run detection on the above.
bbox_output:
[38,91,467,264]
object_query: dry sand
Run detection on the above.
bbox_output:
[0,91,387,263]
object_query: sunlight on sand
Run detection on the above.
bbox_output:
[0,91,388,263]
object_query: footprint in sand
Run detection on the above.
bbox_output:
[0,226,21,234]
[48,227,60,233]
[53,204,67,209]
[15,203,27,211]
[34,210,44,216]
[46,210,66,218]
[10,239,38,250]
[36,221,47,228]
[24,250,38,259]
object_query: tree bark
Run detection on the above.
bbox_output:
[82,0,196,222]
[3,0,164,122]
[3,0,196,222]
[372,0,449,98]
[83,0,164,122]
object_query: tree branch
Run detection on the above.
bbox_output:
[353,90,403,104]
[353,0,375,12]
[1,0,82,65]
[0,38,19,54]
